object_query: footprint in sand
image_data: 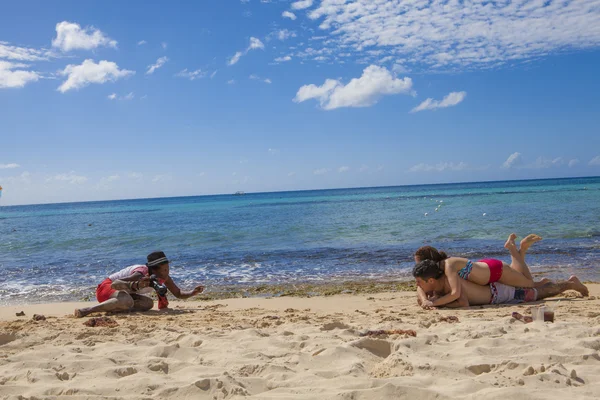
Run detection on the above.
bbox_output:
[148,360,169,374]
[351,338,393,358]
[114,367,137,378]
[321,321,351,331]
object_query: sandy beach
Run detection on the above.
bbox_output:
[1,285,599,400]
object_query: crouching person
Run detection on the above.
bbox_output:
[74,251,205,317]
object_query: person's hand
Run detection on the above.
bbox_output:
[138,276,151,289]
[422,300,435,308]
[191,285,205,296]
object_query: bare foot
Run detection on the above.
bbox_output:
[533,278,551,288]
[568,275,589,297]
[74,308,89,318]
[504,233,518,250]
[520,234,542,254]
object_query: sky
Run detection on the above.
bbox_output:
[1,0,600,206]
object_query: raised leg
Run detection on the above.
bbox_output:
[504,233,534,281]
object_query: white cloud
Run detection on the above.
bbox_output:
[0,61,40,89]
[99,174,120,184]
[568,159,580,168]
[307,1,600,70]
[152,174,171,183]
[288,172,296,177]
[198,172,206,177]
[146,56,168,75]
[409,162,468,172]
[338,166,350,173]
[527,156,567,169]
[176,68,205,80]
[249,74,271,84]
[282,11,297,20]
[137,40,147,46]
[0,163,20,169]
[161,42,168,50]
[294,65,412,110]
[313,168,329,175]
[228,51,243,66]
[108,92,134,100]
[273,29,296,41]
[589,156,600,166]
[0,171,32,185]
[227,79,236,85]
[248,37,265,50]
[127,172,143,180]
[52,21,117,52]
[58,59,134,93]
[210,70,218,79]
[502,152,523,169]
[228,37,265,66]
[358,165,369,172]
[411,91,466,113]
[292,0,314,10]
[275,55,292,62]
[47,171,88,184]
[0,41,48,61]
[268,148,280,155]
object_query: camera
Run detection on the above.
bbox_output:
[149,274,168,296]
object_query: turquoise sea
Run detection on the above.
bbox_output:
[1,177,599,304]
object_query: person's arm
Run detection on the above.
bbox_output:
[425,263,462,307]
[163,276,204,299]
[416,286,428,306]
[110,272,149,291]
[439,288,470,308]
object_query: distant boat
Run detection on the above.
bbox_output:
[234,191,245,195]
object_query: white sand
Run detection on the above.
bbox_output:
[1,285,600,399]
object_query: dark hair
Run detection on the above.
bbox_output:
[413,259,445,280]
[414,246,448,263]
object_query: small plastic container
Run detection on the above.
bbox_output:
[533,306,555,322]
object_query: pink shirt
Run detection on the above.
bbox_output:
[108,265,154,295]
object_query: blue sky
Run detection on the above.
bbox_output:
[1,0,599,205]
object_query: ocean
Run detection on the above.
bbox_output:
[1,177,599,304]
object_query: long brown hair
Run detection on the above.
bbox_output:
[414,246,448,263]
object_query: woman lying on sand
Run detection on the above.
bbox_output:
[413,234,544,308]
[74,251,205,318]
[413,258,589,308]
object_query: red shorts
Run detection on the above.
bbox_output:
[478,259,504,284]
[96,278,116,303]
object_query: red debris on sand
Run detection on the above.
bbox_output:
[84,317,118,328]
[512,312,533,324]
[439,316,459,323]
[359,329,417,338]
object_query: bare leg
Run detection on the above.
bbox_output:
[536,275,589,300]
[131,294,154,311]
[519,234,547,287]
[504,233,534,281]
[74,291,135,318]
